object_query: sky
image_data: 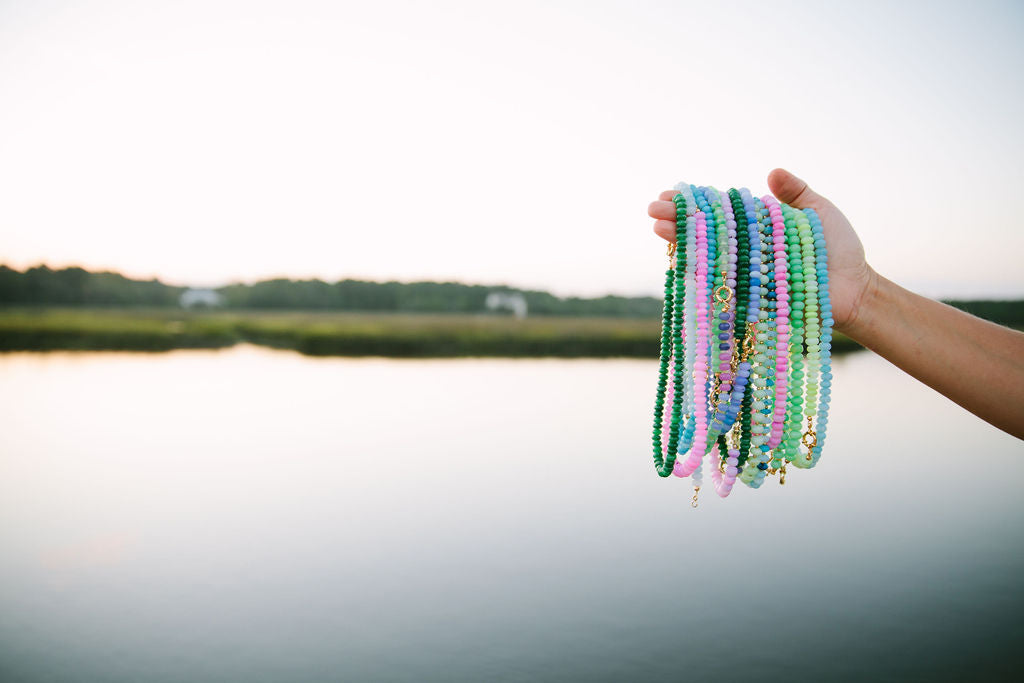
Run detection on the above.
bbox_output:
[0,0,1022,299]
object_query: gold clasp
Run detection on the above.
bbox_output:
[691,486,700,509]
[713,284,733,307]
[727,424,740,450]
[801,416,817,461]
[740,333,756,361]
[801,416,817,449]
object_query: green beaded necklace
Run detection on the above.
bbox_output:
[650,193,688,477]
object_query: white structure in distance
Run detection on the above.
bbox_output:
[485,292,527,319]
[179,288,224,309]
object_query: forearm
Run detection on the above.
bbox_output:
[842,270,1024,440]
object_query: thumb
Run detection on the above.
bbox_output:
[767,168,829,210]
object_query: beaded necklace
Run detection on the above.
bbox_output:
[775,203,807,472]
[650,180,833,504]
[674,208,711,481]
[651,191,691,477]
[763,195,791,452]
[741,195,775,489]
[796,207,833,468]
[734,188,762,476]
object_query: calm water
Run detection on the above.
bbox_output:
[0,346,1021,682]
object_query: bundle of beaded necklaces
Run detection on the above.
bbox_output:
[651,183,833,507]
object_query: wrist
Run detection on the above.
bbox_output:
[838,265,883,342]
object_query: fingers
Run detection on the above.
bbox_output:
[653,174,834,246]
[650,193,680,243]
[767,168,827,210]
[648,199,677,220]
[653,219,677,242]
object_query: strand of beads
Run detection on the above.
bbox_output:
[763,196,791,453]
[734,188,762,478]
[675,183,700,454]
[802,207,834,467]
[650,180,834,503]
[673,208,711,481]
[703,187,730,384]
[650,193,685,477]
[800,209,822,463]
[672,184,717,500]
[775,203,808,470]
[710,437,740,498]
[740,194,776,489]
[706,186,739,449]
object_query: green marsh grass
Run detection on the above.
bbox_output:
[0,308,863,357]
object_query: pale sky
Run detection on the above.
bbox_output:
[1,0,1022,298]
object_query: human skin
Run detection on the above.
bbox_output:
[647,169,1024,440]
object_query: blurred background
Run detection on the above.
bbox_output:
[1,1,1022,681]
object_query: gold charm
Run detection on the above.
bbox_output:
[712,284,734,308]
[727,424,740,451]
[801,415,817,462]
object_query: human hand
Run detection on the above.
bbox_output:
[647,169,877,335]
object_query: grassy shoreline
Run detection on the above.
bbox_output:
[0,308,864,357]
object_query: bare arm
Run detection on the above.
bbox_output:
[648,170,1024,440]
[844,270,1024,439]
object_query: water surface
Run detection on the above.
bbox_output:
[0,346,1021,682]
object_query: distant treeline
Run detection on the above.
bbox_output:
[0,265,662,317]
[1,265,1023,326]
[0,265,181,307]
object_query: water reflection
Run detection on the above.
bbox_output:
[0,346,1021,682]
